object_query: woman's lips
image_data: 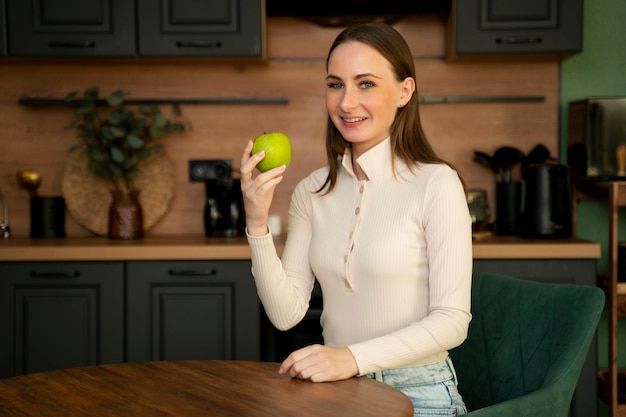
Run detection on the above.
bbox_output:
[341,116,367,125]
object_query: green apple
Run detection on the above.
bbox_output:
[251,132,292,173]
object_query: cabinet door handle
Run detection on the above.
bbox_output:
[168,269,218,277]
[175,41,223,49]
[49,41,96,49]
[30,271,81,279]
[495,37,543,45]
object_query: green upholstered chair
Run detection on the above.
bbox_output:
[449,273,605,417]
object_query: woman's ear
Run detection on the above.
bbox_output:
[398,77,416,108]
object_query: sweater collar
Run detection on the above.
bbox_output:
[341,137,397,181]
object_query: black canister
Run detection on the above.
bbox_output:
[30,196,66,238]
[494,181,522,235]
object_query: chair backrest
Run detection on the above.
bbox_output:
[449,273,604,415]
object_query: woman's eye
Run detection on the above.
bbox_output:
[327,82,343,89]
[359,81,374,89]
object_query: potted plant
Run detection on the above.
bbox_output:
[65,86,186,239]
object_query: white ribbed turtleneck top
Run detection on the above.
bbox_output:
[247,138,473,375]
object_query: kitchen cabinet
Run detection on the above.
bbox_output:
[5,0,265,58]
[447,0,583,59]
[6,0,136,56]
[0,258,259,378]
[0,262,124,378]
[126,260,260,362]
[0,0,6,55]
[137,0,265,57]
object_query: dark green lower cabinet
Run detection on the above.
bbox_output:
[0,262,124,378]
[126,261,260,362]
[0,260,259,379]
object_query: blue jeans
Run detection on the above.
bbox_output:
[364,357,467,417]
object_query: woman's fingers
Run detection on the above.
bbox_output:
[240,140,265,182]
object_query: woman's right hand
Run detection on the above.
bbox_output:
[240,139,286,236]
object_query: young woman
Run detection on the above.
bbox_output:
[240,22,472,416]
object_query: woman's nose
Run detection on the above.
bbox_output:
[339,88,358,111]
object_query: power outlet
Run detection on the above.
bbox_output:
[189,159,232,182]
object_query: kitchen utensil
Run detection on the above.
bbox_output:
[493,146,525,183]
[617,144,626,176]
[0,191,9,238]
[16,170,42,197]
[523,144,552,168]
[474,151,502,182]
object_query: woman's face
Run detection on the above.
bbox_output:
[326,41,414,155]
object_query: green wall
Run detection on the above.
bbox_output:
[559,0,626,401]
[561,0,626,276]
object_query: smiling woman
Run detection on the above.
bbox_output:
[239,22,472,416]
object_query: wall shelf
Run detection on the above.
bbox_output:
[574,180,626,417]
[418,95,545,104]
[18,97,290,107]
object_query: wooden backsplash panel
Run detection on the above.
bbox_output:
[0,16,558,237]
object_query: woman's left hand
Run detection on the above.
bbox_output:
[279,344,359,382]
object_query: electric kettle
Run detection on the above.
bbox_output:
[519,163,572,238]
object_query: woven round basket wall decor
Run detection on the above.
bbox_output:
[61,151,175,236]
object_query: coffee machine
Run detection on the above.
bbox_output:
[189,159,245,237]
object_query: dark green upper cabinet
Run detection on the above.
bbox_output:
[6,0,136,56]
[5,0,265,58]
[137,0,265,57]
[447,0,583,59]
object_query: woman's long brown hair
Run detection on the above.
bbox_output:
[317,22,465,193]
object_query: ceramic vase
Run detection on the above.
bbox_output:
[108,190,144,239]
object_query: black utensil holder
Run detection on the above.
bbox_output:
[495,181,521,235]
[30,196,66,238]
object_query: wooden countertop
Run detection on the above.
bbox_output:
[0,235,600,261]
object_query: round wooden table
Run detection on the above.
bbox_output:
[0,360,414,416]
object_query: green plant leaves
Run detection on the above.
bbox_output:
[171,123,185,132]
[107,90,127,107]
[110,146,125,163]
[127,134,144,149]
[149,126,167,139]
[67,86,187,192]
[153,113,168,129]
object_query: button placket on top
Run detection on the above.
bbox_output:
[342,181,366,292]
